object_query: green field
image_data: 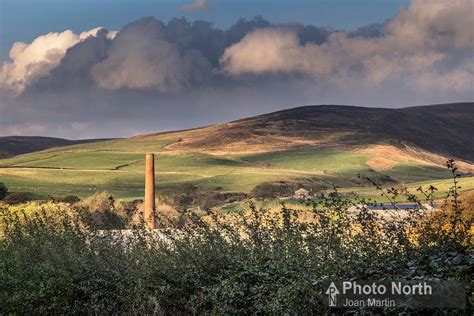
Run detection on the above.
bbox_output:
[0,140,467,201]
[242,150,372,174]
[12,152,143,170]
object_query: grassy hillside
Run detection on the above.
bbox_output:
[0,103,472,200]
[0,136,109,158]
[0,146,464,200]
[12,152,143,170]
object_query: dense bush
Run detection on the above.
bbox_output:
[3,192,32,205]
[165,185,248,212]
[0,182,7,200]
[116,199,142,217]
[58,195,81,205]
[192,191,248,211]
[74,191,128,229]
[0,162,472,314]
[251,182,300,199]
[250,181,326,200]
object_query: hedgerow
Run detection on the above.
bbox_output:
[0,161,472,314]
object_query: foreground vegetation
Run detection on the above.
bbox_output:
[0,161,472,314]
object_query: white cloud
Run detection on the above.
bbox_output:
[0,27,117,94]
[181,0,211,12]
[220,0,474,93]
[220,28,333,76]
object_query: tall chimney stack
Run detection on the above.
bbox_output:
[144,153,156,229]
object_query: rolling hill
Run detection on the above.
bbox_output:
[0,103,472,200]
[0,136,110,158]
[138,102,474,159]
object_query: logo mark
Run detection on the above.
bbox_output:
[326,282,340,307]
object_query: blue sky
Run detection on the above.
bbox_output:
[0,0,409,60]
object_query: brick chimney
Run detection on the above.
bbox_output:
[144,153,156,229]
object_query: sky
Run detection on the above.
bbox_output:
[0,0,472,139]
[0,0,411,59]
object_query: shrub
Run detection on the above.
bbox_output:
[58,195,81,205]
[0,161,471,314]
[250,181,328,200]
[79,191,125,229]
[115,199,142,217]
[461,190,474,211]
[81,191,115,212]
[193,191,248,211]
[0,182,7,200]
[251,183,290,199]
[3,192,32,205]
[251,182,303,199]
[167,187,247,211]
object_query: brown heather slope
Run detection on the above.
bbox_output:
[135,103,474,162]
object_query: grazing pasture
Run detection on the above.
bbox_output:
[0,144,466,201]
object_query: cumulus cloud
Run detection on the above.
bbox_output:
[181,0,211,12]
[0,27,116,94]
[220,28,333,76]
[386,0,473,49]
[6,16,280,95]
[1,1,473,138]
[220,0,474,93]
[90,18,211,91]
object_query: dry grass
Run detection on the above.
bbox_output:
[353,144,474,173]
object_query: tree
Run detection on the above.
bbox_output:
[3,192,32,205]
[59,195,81,205]
[0,182,7,200]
